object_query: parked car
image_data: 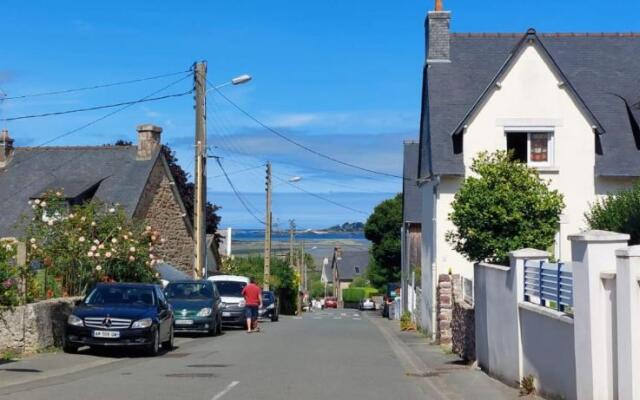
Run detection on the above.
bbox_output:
[63,283,174,356]
[207,275,249,327]
[259,290,279,322]
[324,297,338,308]
[164,280,222,336]
[359,298,375,311]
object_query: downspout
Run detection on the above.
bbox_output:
[431,175,440,341]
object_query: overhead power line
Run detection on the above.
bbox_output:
[0,73,193,206]
[1,90,192,122]
[2,70,190,101]
[214,157,265,225]
[210,83,406,181]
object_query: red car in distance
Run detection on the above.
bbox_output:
[324,297,338,309]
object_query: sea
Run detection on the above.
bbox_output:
[233,229,366,242]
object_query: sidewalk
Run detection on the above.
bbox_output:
[368,313,527,400]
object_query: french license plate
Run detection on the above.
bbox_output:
[93,330,120,338]
[175,319,194,325]
[222,312,231,317]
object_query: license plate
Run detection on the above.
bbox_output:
[222,312,231,317]
[175,319,194,325]
[92,330,120,338]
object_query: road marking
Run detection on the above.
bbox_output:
[211,380,239,400]
[353,313,360,317]
[293,316,302,320]
[340,313,347,316]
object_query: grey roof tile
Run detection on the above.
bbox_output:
[0,145,157,236]
[403,141,422,223]
[336,251,370,281]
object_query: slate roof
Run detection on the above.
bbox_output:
[0,146,159,236]
[402,140,421,223]
[335,251,370,282]
[420,31,640,178]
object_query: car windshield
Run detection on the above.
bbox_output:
[215,281,246,297]
[165,282,213,299]
[85,286,155,306]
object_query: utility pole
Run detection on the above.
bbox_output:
[289,219,296,267]
[263,162,272,290]
[193,61,207,279]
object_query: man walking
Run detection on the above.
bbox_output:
[241,277,262,333]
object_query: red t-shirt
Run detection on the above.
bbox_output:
[242,283,261,306]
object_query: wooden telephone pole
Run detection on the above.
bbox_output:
[193,61,207,279]
[263,162,272,290]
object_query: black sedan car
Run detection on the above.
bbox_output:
[64,283,174,356]
[259,290,279,322]
[164,280,222,336]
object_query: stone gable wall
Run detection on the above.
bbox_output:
[437,273,475,361]
[136,157,193,276]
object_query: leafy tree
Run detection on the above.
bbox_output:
[0,240,21,307]
[364,194,402,289]
[350,276,369,288]
[221,254,298,315]
[446,151,564,265]
[586,182,640,244]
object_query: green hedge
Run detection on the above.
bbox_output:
[342,287,379,303]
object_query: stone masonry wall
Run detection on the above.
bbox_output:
[436,274,454,344]
[437,273,476,360]
[134,157,194,276]
[0,297,81,353]
[144,173,193,276]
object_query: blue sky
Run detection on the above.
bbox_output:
[1,0,639,228]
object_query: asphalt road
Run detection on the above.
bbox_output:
[0,309,429,400]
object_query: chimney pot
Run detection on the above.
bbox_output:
[0,129,14,168]
[136,124,162,160]
[435,0,443,11]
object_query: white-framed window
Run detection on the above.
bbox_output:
[505,129,554,167]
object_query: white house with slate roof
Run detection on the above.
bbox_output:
[417,1,640,333]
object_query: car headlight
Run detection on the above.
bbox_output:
[197,307,212,317]
[131,318,153,329]
[67,314,83,327]
[219,302,227,309]
[266,304,275,310]
[238,299,246,308]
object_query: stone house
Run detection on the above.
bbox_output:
[417,1,640,333]
[0,124,217,276]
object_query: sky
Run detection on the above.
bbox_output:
[1,0,639,228]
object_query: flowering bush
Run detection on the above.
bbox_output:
[0,239,21,307]
[22,191,161,297]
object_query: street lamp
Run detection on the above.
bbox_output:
[207,74,252,92]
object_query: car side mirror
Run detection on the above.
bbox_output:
[74,299,83,306]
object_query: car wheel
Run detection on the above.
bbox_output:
[62,338,78,354]
[146,328,160,356]
[271,311,279,322]
[162,326,174,350]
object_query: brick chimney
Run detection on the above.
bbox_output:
[136,124,162,160]
[0,129,14,168]
[426,0,451,63]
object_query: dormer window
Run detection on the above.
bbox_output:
[506,130,554,167]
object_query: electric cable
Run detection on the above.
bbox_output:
[209,81,406,180]
[213,157,265,225]
[2,70,190,101]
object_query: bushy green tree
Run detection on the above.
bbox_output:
[364,194,402,288]
[446,151,564,265]
[0,239,21,307]
[586,182,640,244]
[221,254,298,315]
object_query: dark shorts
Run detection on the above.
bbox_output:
[246,305,259,320]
